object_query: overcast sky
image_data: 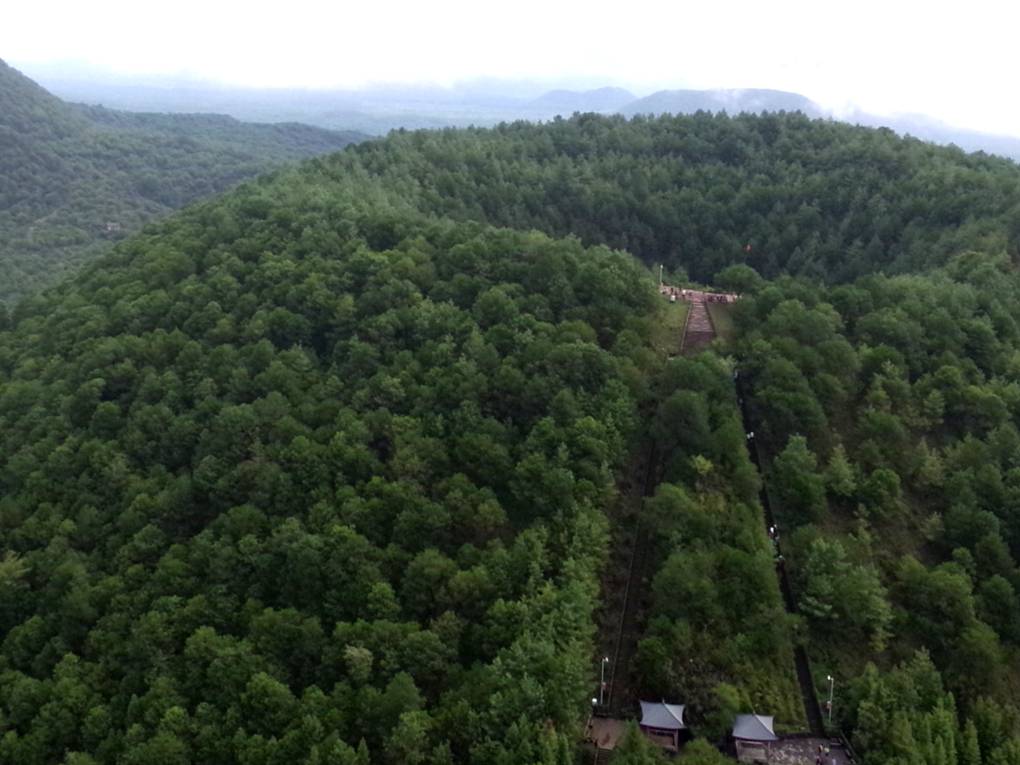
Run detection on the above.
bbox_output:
[6,0,1020,136]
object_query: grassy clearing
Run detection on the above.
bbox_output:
[650,299,689,356]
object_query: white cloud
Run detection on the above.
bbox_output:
[5,0,1020,135]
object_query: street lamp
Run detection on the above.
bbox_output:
[600,656,610,706]
[826,674,835,726]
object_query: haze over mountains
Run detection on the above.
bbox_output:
[23,64,1020,160]
[527,87,637,114]
[619,88,821,118]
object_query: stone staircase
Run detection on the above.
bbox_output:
[681,293,715,353]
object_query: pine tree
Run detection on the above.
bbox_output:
[889,712,923,765]
[826,444,857,498]
[959,720,981,765]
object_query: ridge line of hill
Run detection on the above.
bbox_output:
[0,57,369,305]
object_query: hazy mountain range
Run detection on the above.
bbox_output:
[19,65,1020,160]
[620,88,821,118]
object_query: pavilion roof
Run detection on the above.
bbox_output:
[732,713,777,742]
[639,701,686,731]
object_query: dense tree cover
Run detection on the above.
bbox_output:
[311,112,1020,285]
[611,726,732,765]
[0,59,365,303]
[6,101,1020,764]
[633,354,803,729]
[845,651,1020,765]
[736,252,1020,761]
[0,169,661,763]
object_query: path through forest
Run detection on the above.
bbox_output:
[593,288,746,724]
[680,292,716,353]
[736,374,826,736]
[595,289,730,717]
[594,432,661,715]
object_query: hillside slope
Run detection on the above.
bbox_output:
[733,254,1020,765]
[0,165,658,764]
[0,59,366,304]
[4,113,1020,764]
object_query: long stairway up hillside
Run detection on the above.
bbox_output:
[677,289,731,354]
[599,288,736,704]
[606,445,659,713]
[735,373,826,736]
[589,286,742,754]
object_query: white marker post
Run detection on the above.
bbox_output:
[826,674,835,726]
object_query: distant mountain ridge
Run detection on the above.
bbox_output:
[21,73,827,133]
[526,87,636,114]
[843,110,1020,162]
[0,59,368,304]
[619,88,822,117]
[27,67,1020,160]
[531,87,1020,161]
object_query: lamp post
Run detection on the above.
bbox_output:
[659,264,664,287]
[600,656,610,706]
[826,674,835,726]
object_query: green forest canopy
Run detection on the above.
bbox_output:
[329,112,1020,282]
[2,111,1020,764]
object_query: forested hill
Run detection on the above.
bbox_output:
[0,59,366,304]
[328,113,1020,283]
[0,161,659,763]
[5,112,1020,764]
